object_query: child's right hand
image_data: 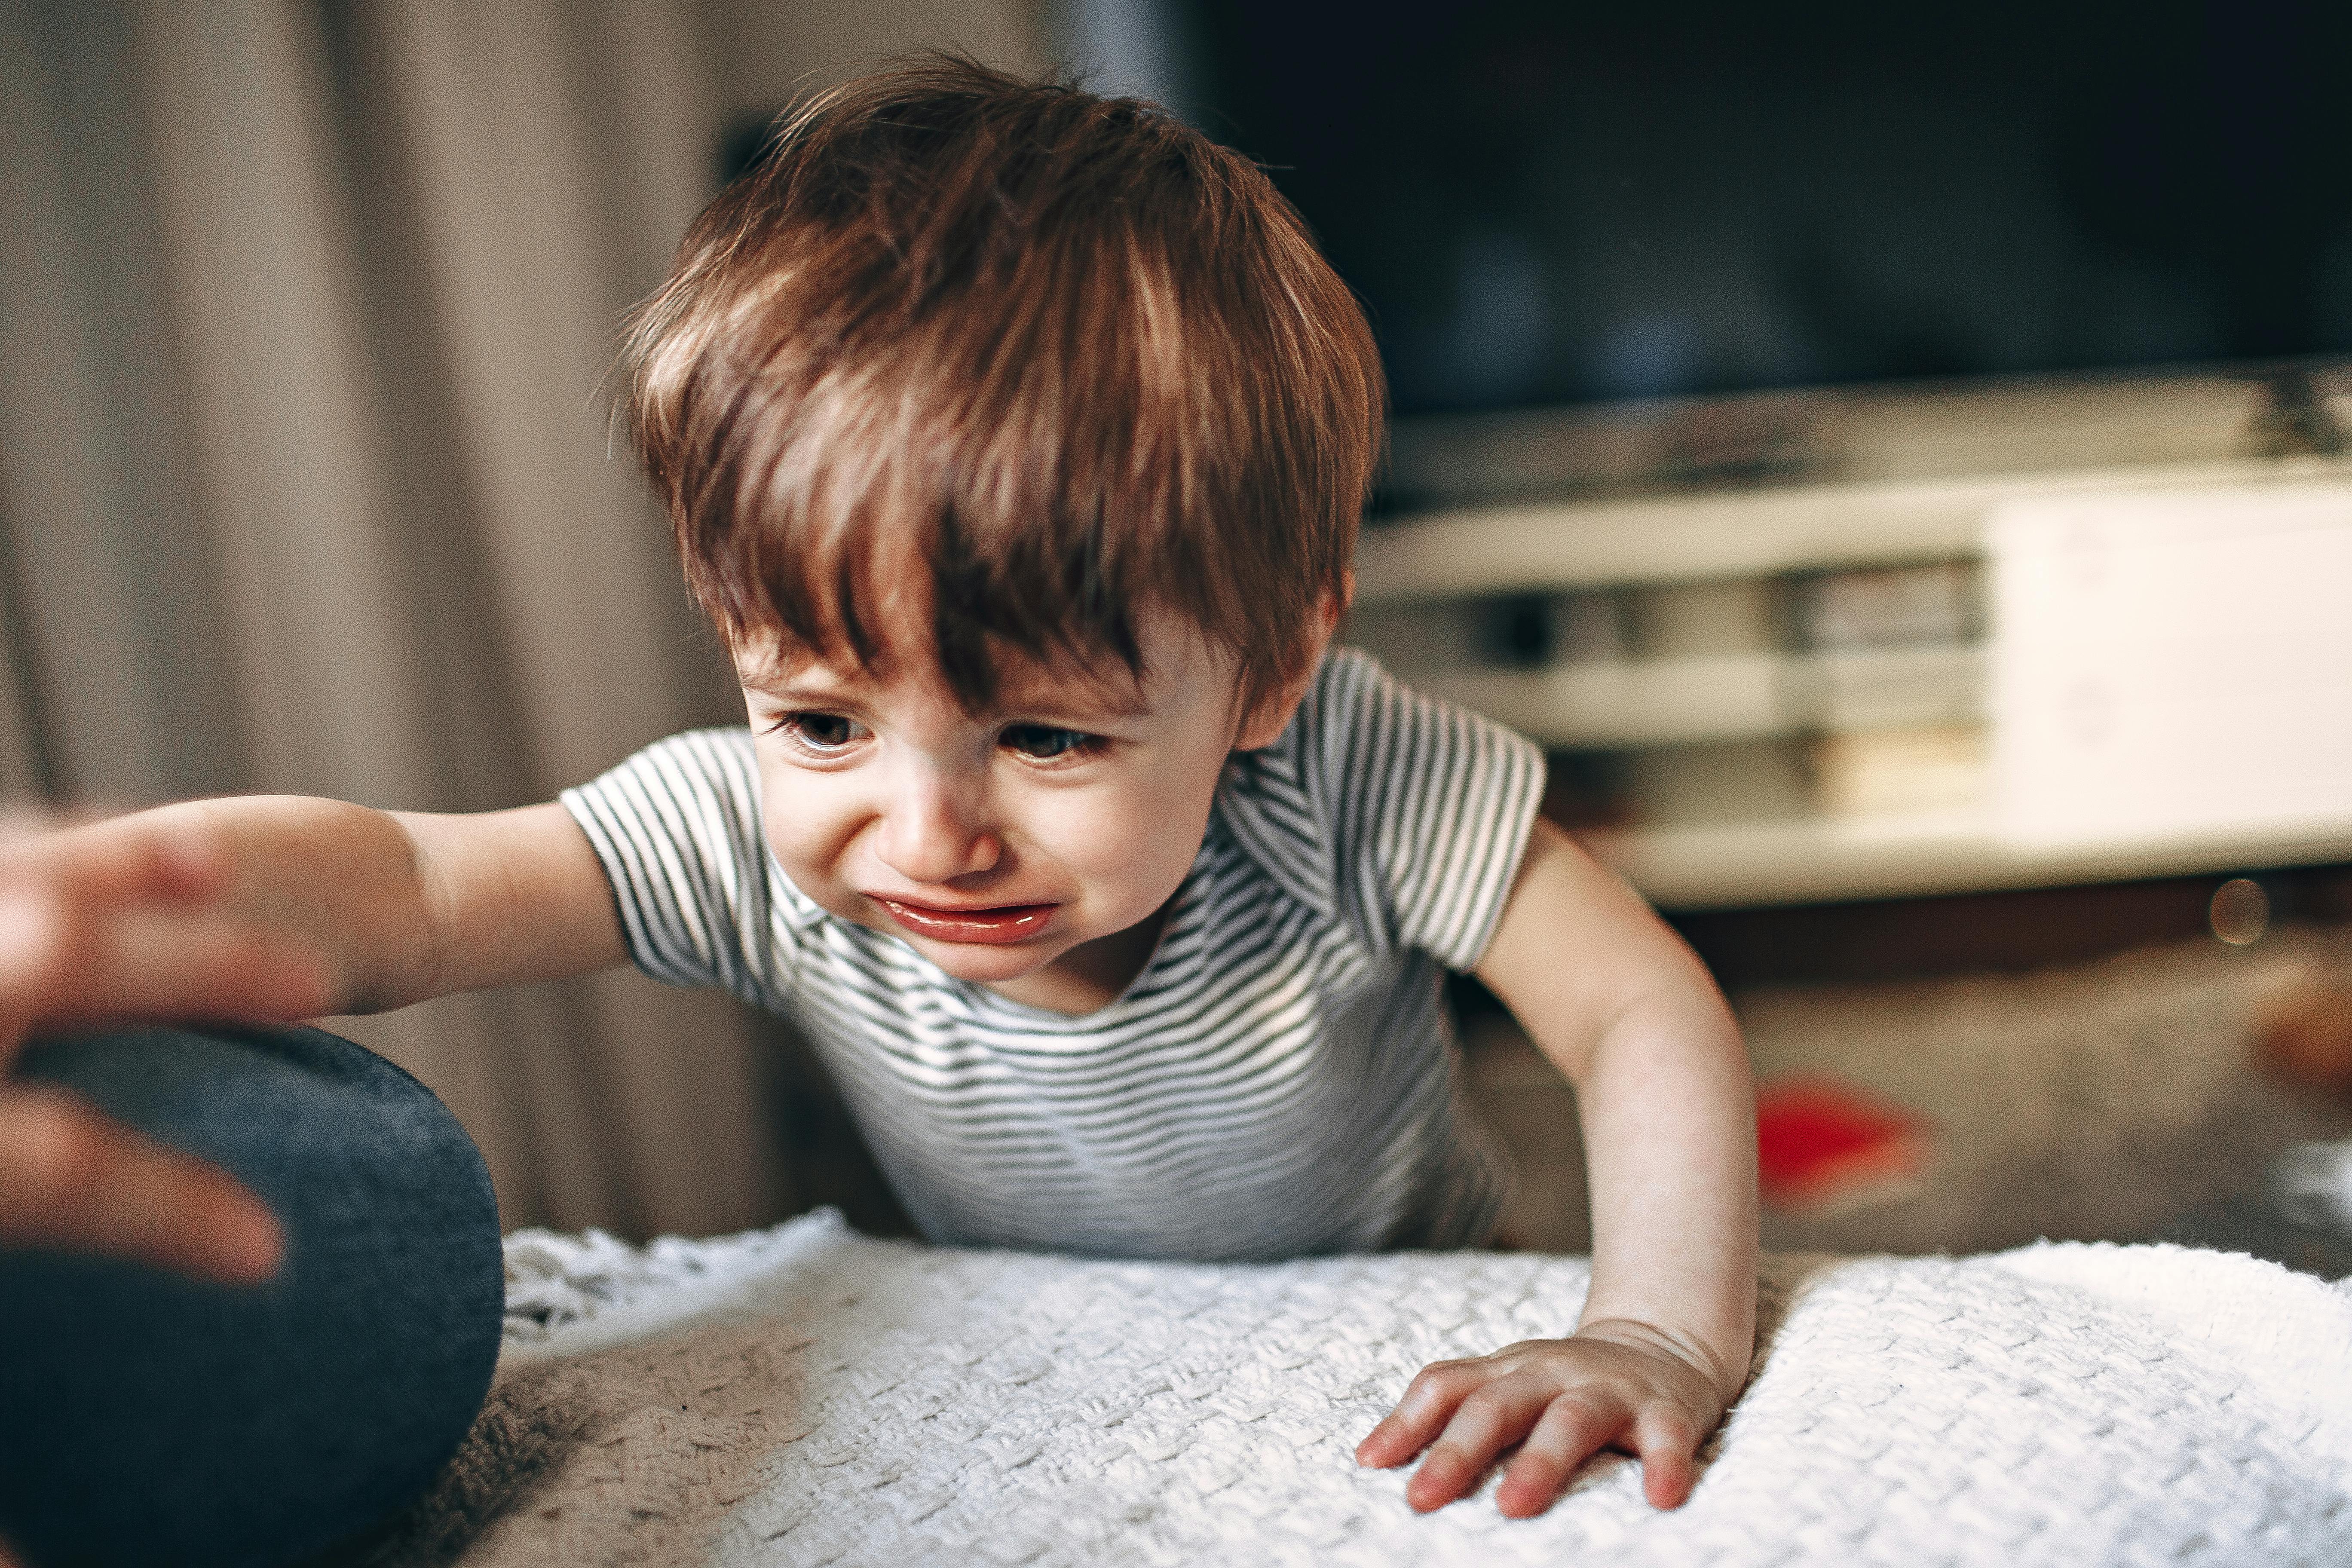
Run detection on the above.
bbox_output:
[1354,1317,1736,1516]
[0,814,329,1283]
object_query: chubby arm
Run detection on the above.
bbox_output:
[26,796,624,1017]
[1356,817,1758,1514]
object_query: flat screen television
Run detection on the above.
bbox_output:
[1169,0,2352,427]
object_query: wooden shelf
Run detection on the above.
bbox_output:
[1361,370,2352,908]
[1583,810,2352,910]
[1419,656,1779,747]
[1384,371,2286,509]
[1356,453,2352,602]
[1408,646,1984,748]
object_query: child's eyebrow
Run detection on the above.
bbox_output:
[739,667,1155,722]
[736,668,863,703]
[994,680,1157,722]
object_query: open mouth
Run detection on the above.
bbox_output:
[876,899,1056,945]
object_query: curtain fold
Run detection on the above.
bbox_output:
[312,0,779,1236]
[0,0,780,1236]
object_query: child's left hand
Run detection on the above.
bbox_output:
[1353,1319,1734,1516]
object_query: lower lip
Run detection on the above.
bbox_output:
[877,900,1056,945]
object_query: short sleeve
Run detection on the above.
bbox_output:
[1326,650,1546,968]
[558,728,794,1007]
[1222,648,1547,972]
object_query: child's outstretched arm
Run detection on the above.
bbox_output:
[13,797,624,1019]
[1354,817,1758,1516]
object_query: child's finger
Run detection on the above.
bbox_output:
[41,909,333,1026]
[0,1086,284,1283]
[82,912,329,1025]
[1630,1404,1703,1509]
[0,888,69,1057]
[1494,1392,1626,1517]
[1352,1415,1412,1469]
[0,803,117,842]
[1355,1359,1483,1467]
[0,815,226,908]
[1403,1378,1562,1512]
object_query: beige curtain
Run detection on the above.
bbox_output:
[0,0,1044,1237]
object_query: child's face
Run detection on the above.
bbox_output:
[735,610,1248,1008]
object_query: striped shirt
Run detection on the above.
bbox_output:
[560,648,1545,1262]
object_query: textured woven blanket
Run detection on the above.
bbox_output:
[368,1214,2352,1566]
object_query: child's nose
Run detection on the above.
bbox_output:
[874,777,1002,885]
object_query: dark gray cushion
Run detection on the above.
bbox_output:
[0,1025,503,1568]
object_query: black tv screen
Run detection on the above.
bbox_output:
[1180,0,2352,417]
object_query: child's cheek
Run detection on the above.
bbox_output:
[1051,774,1207,915]
[758,775,862,900]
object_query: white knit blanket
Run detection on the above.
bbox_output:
[375,1214,2352,1566]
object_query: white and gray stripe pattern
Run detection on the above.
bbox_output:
[561,649,1545,1262]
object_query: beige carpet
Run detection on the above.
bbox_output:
[1466,925,2352,1274]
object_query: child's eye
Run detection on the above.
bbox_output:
[772,712,868,754]
[1000,724,1104,762]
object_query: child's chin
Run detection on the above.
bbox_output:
[908,936,1057,982]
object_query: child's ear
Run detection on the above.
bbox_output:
[1233,581,1350,750]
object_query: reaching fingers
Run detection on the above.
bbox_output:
[0,889,329,1045]
[0,888,69,1056]
[0,812,228,909]
[0,1085,282,1283]
[0,811,308,1286]
[37,904,332,1027]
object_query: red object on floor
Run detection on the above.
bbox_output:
[2256,975,2352,1094]
[1755,1077,1931,1214]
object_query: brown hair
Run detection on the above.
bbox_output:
[623,53,1383,717]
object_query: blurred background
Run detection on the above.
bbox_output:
[6,1,2352,1259]
[0,0,1045,1240]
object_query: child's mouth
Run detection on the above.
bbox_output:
[876,899,1055,945]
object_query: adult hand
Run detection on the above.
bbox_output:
[0,813,329,1283]
[1354,1318,1735,1516]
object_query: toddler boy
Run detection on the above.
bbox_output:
[39,56,1755,1519]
